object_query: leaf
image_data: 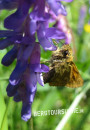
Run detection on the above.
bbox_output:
[0,87,8,130]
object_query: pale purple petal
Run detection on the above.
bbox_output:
[37,25,57,51]
[21,103,31,121]
[46,0,67,16]
[37,73,44,86]
[45,27,65,39]
[30,64,49,73]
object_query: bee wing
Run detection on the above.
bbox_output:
[43,65,71,87]
[66,62,83,88]
[43,67,55,84]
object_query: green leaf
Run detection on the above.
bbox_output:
[0,87,8,130]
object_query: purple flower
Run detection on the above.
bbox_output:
[4,0,35,30]
[0,0,73,121]
[6,43,49,121]
[46,0,67,16]
[0,30,22,49]
[0,0,18,10]
[37,22,65,50]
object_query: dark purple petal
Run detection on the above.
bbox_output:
[14,93,21,102]
[23,69,37,103]
[30,43,40,64]
[22,43,35,61]
[21,103,31,121]
[6,83,18,97]
[30,0,45,20]
[0,0,18,10]
[45,27,65,39]
[26,69,37,89]
[4,1,31,30]
[0,30,17,38]
[26,86,37,103]
[0,37,14,49]
[22,36,35,45]
[9,62,28,85]
[2,46,18,66]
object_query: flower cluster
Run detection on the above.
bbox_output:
[0,0,73,121]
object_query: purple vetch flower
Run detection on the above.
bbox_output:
[9,40,36,85]
[37,22,65,50]
[0,0,73,121]
[4,0,35,30]
[0,30,22,49]
[6,43,49,121]
[46,0,67,16]
[0,0,18,10]
[2,45,18,66]
[29,0,50,34]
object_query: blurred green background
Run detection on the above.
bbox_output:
[0,0,90,130]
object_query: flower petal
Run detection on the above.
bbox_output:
[37,73,44,86]
[21,103,31,121]
[46,0,67,16]
[41,64,49,72]
[30,43,40,64]
[0,0,18,10]
[0,37,14,49]
[45,27,65,39]
[14,93,21,102]
[30,64,49,73]
[37,25,57,51]
[2,46,18,66]
[6,83,18,97]
[4,1,31,30]
[9,62,28,85]
[0,30,17,38]
[29,20,37,34]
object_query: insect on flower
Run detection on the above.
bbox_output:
[43,44,83,88]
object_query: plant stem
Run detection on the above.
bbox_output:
[55,82,90,130]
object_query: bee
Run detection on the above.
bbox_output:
[43,44,83,88]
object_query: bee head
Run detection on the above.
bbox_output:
[51,44,73,63]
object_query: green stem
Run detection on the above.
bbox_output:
[29,117,33,130]
[55,82,90,130]
[0,78,9,80]
[1,98,11,130]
